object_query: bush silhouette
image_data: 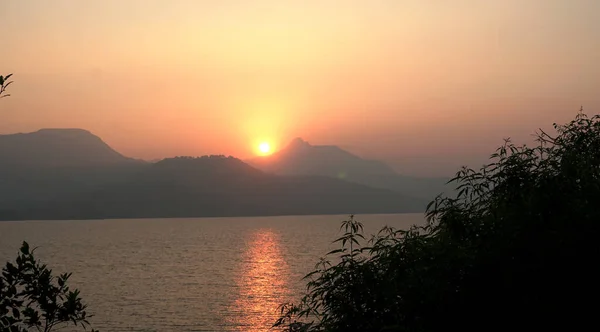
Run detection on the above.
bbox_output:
[0,242,97,332]
[274,110,600,332]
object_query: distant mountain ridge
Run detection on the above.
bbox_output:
[0,129,144,209]
[250,137,396,177]
[248,138,451,200]
[0,129,428,221]
[0,128,140,168]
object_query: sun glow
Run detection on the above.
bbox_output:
[258,142,272,155]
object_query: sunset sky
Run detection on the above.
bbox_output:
[1,0,599,176]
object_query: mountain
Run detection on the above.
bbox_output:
[0,130,427,220]
[0,128,139,168]
[250,138,396,176]
[248,138,451,200]
[0,129,144,209]
[0,156,427,220]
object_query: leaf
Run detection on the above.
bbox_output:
[426,200,435,211]
[20,242,30,255]
[11,307,20,320]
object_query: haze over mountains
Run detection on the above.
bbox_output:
[0,128,140,167]
[0,129,448,221]
[248,138,450,200]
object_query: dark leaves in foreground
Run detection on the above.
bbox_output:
[0,242,97,332]
[274,110,600,332]
[0,74,13,98]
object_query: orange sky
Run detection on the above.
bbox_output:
[1,0,599,176]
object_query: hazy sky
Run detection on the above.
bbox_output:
[1,0,599,176]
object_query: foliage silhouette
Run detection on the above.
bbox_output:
[274,110,600,332]
[0,74,13,98]
[0,242,97,332]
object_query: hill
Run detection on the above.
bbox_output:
[0,128,139,168]
[250,138,396,176]
[0,129,144,208]
[248,138,450,200]
[0,131,428,220]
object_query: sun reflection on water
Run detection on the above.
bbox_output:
[229,229,291,331]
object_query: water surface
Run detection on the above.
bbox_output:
[0,213,424,331]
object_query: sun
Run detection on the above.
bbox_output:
[258,142,272,155]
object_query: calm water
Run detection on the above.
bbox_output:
[0,214,424,331]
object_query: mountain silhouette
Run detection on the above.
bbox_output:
[0,129,143,212]
[248,138,450,200]
[0,128,139,168]
[0,130,428,221]
[250,137,396,176]
[45,156,425,220]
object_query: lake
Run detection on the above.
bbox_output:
[0,213,425,331]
